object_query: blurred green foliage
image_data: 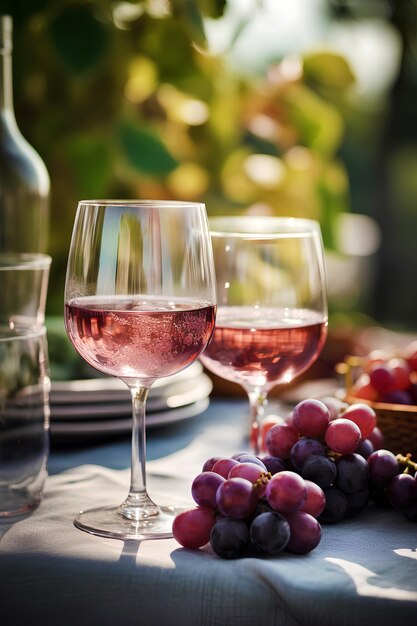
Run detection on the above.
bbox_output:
[1,0,355,315]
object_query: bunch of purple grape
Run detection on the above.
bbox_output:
[172,451,323,558]
[264,397,417,524]
[172,397,417,559]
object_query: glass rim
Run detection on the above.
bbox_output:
[209,216,321,238]
[78,199,206,209]
[0,253,52,271]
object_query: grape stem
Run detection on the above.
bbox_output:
[396,453,417,473]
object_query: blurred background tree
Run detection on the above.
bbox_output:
[1,0,416,339]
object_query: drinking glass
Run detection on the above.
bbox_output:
[0,253,51,330]
[0,326,50,518]
[200,216,328,453]
[64,200,216,540]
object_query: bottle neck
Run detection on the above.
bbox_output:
[0,49,14,115]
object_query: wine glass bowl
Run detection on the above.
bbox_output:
[64,200,216,539]
[200,216,328,453]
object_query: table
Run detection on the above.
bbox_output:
[1,396,417,626]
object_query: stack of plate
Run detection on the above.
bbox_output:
[49,362,212,442]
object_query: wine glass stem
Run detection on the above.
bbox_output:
[118,383,159,520]
[247,388,267,455]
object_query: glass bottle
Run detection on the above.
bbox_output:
[0,15,50,253]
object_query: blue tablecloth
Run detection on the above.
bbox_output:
[1,397,417,626]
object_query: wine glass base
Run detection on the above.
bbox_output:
[74,504,181,541]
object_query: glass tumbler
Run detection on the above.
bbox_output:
[0,326,50,518]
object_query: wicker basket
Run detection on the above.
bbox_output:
[337,357,417,458]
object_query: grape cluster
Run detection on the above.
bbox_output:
[350,341,417,405]
[173,452,322,558]
[172,397,417,559]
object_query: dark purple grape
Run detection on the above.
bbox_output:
[301,455,337,489]
[335,453,370,494]
[285,511,322,554]
[380,390,413,405]
[355,439,375,459]
[261,455,286,475]
[367,449,399,487]
[216,478,258,519]
[386,473,417,509]
[249,511,290,554]
[345,488,370,517]
[210,518,249,558]
[290,438,325,472]
[318,487,348,524]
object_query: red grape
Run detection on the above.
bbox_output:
[325,418,361,454]
[266,471,307,514]
[212,457,239,478]
[202,456,222,472]
[319,396,348,421]
[369,364,395,393]
[261,415,283,450]
[388,357,411,390]
[172,507,215,549]
[367,426,384,450]
[216,478,258,519]
[228,462,269,497]
[191,472,225,510]
[292,399,330,438]
[301,480,326,518]
[342,403,377,439]
[265,423,299,459]
[350,374,378,402]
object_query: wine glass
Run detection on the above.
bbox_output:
[200,216,328,454]
[64,200,216,540]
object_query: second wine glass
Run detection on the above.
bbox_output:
[64,200,216,540]
[200,216,328,453]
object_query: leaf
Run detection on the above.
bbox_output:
[48,4,109,75]
[303,52,355,90]
[282,85,344,157]
[118,121,179,175]
[171,0,207,48]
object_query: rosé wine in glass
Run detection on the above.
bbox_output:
[201,216,328,453]
[64,200,216,540]
[200,306,326,391]
[65,296,215,380]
